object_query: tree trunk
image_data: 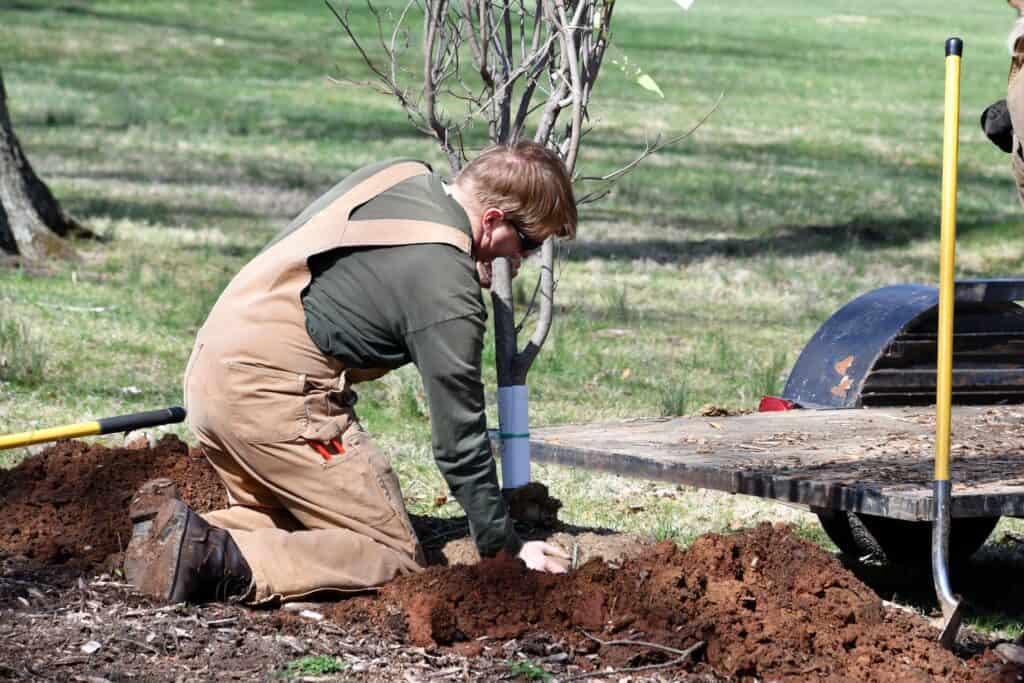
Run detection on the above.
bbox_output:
[0,68,87,262]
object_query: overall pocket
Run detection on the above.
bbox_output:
[225,362,308,443]
[321,447,398,528]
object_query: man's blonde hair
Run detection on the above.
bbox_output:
[456,141,577,241]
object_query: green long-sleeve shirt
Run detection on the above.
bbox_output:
[288,160,521,557]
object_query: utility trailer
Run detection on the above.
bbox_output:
[527,279,1024,564]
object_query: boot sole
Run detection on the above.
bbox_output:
[126,499,193,602]
[124,478,180,587]
[128,478,180,526]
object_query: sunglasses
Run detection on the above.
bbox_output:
[508,219,544,253]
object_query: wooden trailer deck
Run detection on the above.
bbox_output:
[528,406,1024,522]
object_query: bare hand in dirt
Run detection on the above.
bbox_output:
[476,256,522,289]
[517,541,570,574]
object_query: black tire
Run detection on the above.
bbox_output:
[813,509,999,566]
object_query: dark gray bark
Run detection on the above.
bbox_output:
[0,68,88,262]
[491,240,554,386]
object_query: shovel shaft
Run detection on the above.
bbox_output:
[0,407,186,451]
[932,36,964,650]
[935,37,962,482]
[0,420,102,450]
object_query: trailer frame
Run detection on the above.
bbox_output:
[527,405,1024,523]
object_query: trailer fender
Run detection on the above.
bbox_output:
[783,285,938,409]
[782,280,1024,409]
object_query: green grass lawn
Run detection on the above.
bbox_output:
[2,0,1024,638]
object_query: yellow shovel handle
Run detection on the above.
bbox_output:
[0,407,186,451]
[935,38,962,482]
[0,421,102,450]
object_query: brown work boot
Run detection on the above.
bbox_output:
[125,497,252,604]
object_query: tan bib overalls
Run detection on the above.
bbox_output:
[183,161,472,603]
[1009,36,1024,205]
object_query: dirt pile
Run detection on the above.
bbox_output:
[1,440,1020,681]
[326,524,1018,682]
[0,436,226,568]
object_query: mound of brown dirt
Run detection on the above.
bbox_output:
[324,524,1018,682]
[0,436,226,568]
[1,440,1020,681]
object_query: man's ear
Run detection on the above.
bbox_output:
[480,208,505,235]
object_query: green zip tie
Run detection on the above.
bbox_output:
[497,431,530,439]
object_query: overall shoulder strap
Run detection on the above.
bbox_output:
[340,218,472,254]
[339,161,431,218]
[282,161,435,257]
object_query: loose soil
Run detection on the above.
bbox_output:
[1,439,1022,681]
[0,436,226,570]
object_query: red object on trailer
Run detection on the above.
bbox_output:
[759,396,799,412]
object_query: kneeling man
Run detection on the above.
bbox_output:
[126,142,575,604]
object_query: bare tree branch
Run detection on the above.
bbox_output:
[330,0,708,384]
[458,31,557,130]
[423,0,453,158]
[517,236,554,373]
[560,634,705,681]
[577,91,725,205]
[326,2,393,86]
[554,0,583,171]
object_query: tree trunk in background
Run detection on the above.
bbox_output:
[0,68,87,262]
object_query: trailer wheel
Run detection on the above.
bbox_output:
[813,509,999,565]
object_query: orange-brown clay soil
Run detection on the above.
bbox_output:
[1,438,1022,681]
[0,436,226,569]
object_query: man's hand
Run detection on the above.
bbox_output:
[476,260,493,288]
[517,541,570,574]
[476,256,522,289]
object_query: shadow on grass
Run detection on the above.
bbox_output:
[33,144,338,197]
[65,196,270,226]
[175,242,260,261]
[566,213,1018,265]
[20,109,423,146]
[6,1,288,46]
[589,134,1011,190]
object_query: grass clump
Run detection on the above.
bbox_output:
[757,350,790,398]
[652,508,690,545]
[507,659,552,681]
[659,381,690,417]
[601,284,631,322]
[277,655,349,679]
[0,317,46,387]
[970,614,1024,640]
